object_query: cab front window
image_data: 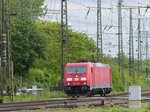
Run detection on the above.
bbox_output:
[67,66,86,74]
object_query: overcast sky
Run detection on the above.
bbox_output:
[43,0,150,58]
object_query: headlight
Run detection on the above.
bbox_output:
[66,78,72,81]
[82,82,86,85]
[81,77,87,81]
[67,82,70,85]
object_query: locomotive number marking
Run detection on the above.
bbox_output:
[74,78,79,81]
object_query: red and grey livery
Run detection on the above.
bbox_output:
[63,62,112,97]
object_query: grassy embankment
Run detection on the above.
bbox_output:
[26,103,150,112]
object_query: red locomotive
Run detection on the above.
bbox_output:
[63,62,112,97]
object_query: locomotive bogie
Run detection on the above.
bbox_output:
[64,86,90,96]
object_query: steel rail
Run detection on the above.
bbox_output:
[0,89,150,111]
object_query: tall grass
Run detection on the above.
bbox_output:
[4,90,67,102]
[38,103,150,112]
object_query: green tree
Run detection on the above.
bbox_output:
[10,0,44,19]
[10,0,45,76]
[11,17,46,76]
[26,22,96,87]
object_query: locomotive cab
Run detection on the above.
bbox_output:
[64,62,92,96]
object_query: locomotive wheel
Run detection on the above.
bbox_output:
[72,96,79,98]
[102,89,106,97]
[100,89,106,97]
[72,96,75,98]
[86,91,93,97]
[100,93,102,97]
[100,93,106,97]
[103,93,106,97]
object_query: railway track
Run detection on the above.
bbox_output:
[0,97,128,111]
[108,89,150,97]
[0,89,150,111]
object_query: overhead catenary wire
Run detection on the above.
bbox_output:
[43,0,144,33]
[42,0,150,59]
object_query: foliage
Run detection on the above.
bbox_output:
[25,22,96,87]
[10,0,45,76]
[9,0,44,20]
[45,103,150,112]
[11,17,46,76]
[102,53,150,92]
[4,91,67,102]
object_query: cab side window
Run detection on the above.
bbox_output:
[91,67,93,73]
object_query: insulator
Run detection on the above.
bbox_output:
[3,50,7,54]
[2,34,7,44]
[2,49,7,66]
[3,54,7,58]
[2,59,7,66]
[2,34,6,37]
[3,59,7,63]
[3,62,7,66]
[2,61,7,66]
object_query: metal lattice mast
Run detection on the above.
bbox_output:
[142,21,149,77]
[18,0,23,90]
[29,0,34,21]
[2,0,13,101]
[19,0,23,15]
[137,6,141,76]
[141,21,145,61]
[145,31,149,77]
[97,0,103,59]
[0,0,4,103]
[60,0,69,83]
[118,0,124,80]
[1,0,7,102]
[6,0,13,101]
[142,22,149,60]
[1,0,7,67]
[0,0,13,102]
[129,8,134,77]
[145,31,148,60]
